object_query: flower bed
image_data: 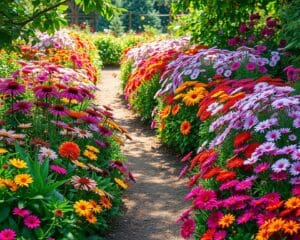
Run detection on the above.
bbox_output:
[0,29,132,239]
[120,13,300,240]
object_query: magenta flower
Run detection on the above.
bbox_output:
[180,218,195,239]
[270,171,288,181]
[80,115,99,125]
[50,164,67,175]
[95,139,109,148]
[0,228,16,240]
[34,85,59,99]
[176,209,192,223]
[24,215,41,229]
[292,185,300,197]
[207,211,223,229]
[237,211,254,224]
[60,87,84,102]
[179,165,189,179]
[194,190,218,210]
[231,62,241,71]
[254,163,270,174]
[0,79,25,96]
[291,177,300,185]
[50,104,68,116]
[12,101,33,114]
[235,180,253,191]
[214,230,227,240]
[12,207,30,218]
[246,62,256,71]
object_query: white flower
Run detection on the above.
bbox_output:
[265,130,281,142]
[73,127,93,138]
[271,158,290,173]
[38,147,58,162]
[290,162,300,176]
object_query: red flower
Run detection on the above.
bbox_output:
[58,142,80,160]
[226,156,244,169]
[233,132,252,148]
[244,142,260,158]
[202,167,223,179]
[216,171,237,182]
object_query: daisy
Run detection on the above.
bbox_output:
[254,163,270,173]
[12,207,30,217]
[49,104,68,116]
[14,174,33,187]
[290,177,300,185]
[243,115,258,130]
[12,101,33,114]
[71,175,97,191]
[291,149,300,160]
[73,200,92,217]
[293,118,300,128]
[290,162,300,176]
[50,164,67,175]
[265,130,281,142]
[271,158,290,172]
[38,147,57,161]
[60,87,83,102]
[0,228,16,240]
[0,79,25,96]
[24,215,41,229]
[288,134,297,141]
[34,85,59,99]
[73,127,93,138]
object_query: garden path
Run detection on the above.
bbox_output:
[95,68,188,240]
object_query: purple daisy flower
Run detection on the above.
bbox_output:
[80,115,99,125]
[254,163,270,174]
[290,162,300,176]
[291,177,300,185]
[246,62,256,71]
[12,101,33,114]
[0,79,25,96]
[231,62,241,71]
[235,180,253,191]
[34,85,59,99]
[60,87,84,102]
[49,104,68,116]
[237,211,254,224]
[95,139,110,148]
[207,211,223,229]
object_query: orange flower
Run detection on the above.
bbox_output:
[215,171,236,182]
[283,220,299,235]
[180,120,191,135]
[68,110,86,119]
[202,167,223,179]
[285,197,300,209]
[100,196,112,209]
[59,142,80,160]
[218,214,235,228]
[159,105,171,119]
[200,229,215,240]
[85,213,97,224]
[172,104,181,116]
[226,156,244,169]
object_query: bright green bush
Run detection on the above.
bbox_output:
[0,50,19,77]
[120,61,133,90]
[131,74,161,122]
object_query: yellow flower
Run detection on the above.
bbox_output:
[267,218,285,233]
[14,174,33,187]
[86,145,100,153]
[93,187,107,196]
[83,150,97,161]
[112,135,125,146]
[0,148,8,154]
[114,178,128,189]
[61,98,78,104]
[285,197,300,209]
[74,200,92,217]
[182,90,203,106]
[3,179,18,191]
[9,158,27,169]
[218,214,235,228]
[211,90,224,98]
[72,159,88,169]
[255,229,270,240]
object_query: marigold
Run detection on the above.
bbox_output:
[267,218,285,233]
[74,200,92,216]
[14,174,33,187]
[9,158,27,169]
[180,120,191,135]
[283,220,300,235]
[100,196,112,209]
[285,197,300,209]
[218,214,235,228]
[59,141,80,160]
[89,200,102,213]
[114,178,128,189]
[83,150,97,161]
[255,229,271,240]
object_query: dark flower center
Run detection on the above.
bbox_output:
[8,82,20,90]
[42,86,53,93]
[54,105,65,111]
[68,87,79,94]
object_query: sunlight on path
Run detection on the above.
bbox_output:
[95,68,189,240]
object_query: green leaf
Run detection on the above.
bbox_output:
[0,206,10,222]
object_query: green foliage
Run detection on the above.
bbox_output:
[120,61,133,89]
[0,50,19,77]
[280,0,300,64]
[109,15,125,37]
[131,74,161,122]
[0,0,119,48]
[170,0,284,47]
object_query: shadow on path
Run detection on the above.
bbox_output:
[95,68,189,240]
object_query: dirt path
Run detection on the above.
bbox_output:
[95,68,188,240]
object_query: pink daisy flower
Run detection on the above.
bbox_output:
[254,163,270,173]
[293,118,300,128]
[12,101,33,114]
[290,162,300,176]
[288,134,297,141]
[12,207,30,218]
[246,62,256,71]
[243,115,258,130]
[235,180,253,191]
[50,164,67,175]
[290,177,300,185]
[214,230,227,240]
[0,228,16,240]
[207,211,223,229]
[271,159,290,172]
[291,149,300,161]
[270,171,288,181]
[265,130,281,142]
[292,185,300,196]
[24,215,41,229]
[219,180,239,190]
[180,218,195,239]
[194,190,218,210]
[237,211,254,224]
[0,79,25,96]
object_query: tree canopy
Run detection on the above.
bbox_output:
[0,0,119,48]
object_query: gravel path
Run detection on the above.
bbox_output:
[95,68,188,240]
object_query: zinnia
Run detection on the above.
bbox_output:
[58,141,80,160]
[71,175,97,191]
[24,215,41,229]
[0,228,16,240]
[180,218,195,239]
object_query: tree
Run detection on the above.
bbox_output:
[109,15,125,36]
[122,0,161,32]
[0,0,120,48]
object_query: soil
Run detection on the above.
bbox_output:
[95,67,189,240]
